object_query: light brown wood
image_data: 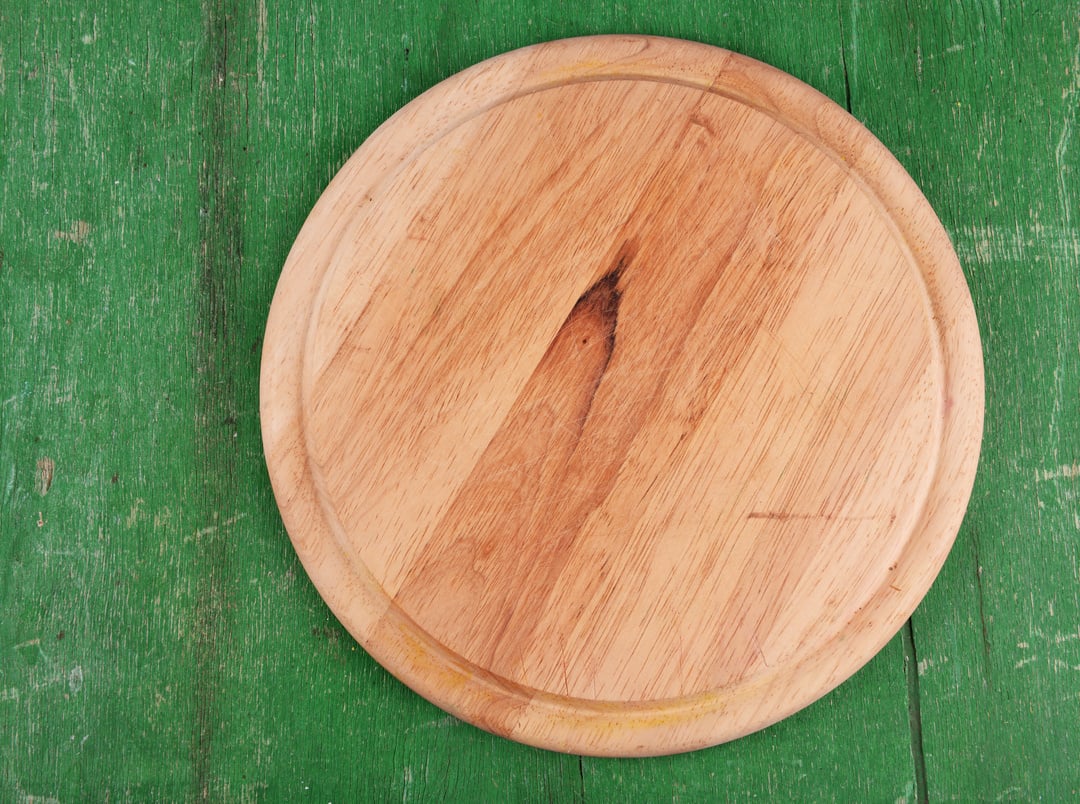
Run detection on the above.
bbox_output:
[260,35,983,756]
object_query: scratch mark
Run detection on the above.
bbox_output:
[1055,37,1079,230]
[309,0,317,139]
[195,511,246,539]
[746,511,879,521]
[971,529,993,685]
[404,714,456,734]
[754,636,772,668]
[255,0,267,88]
[34,545,90,558]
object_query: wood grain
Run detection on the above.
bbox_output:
[261,35,983,755]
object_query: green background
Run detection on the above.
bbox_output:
[1,1,1077,800]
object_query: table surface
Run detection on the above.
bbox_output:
[1,1,1076,800]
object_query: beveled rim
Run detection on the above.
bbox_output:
[260,35,984,756]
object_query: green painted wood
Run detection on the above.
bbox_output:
[1,0,1074,800]
[844,2,1080,800]
[1,2,209,799]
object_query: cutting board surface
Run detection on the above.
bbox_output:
[260,36,983,755]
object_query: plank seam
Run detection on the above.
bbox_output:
[970,527,994,687]
[902,620,929,804]
[837,0,854,112]
[192,0,244,799]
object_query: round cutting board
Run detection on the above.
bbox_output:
[260,35,983,756]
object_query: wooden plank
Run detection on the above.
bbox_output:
[0,2,210,800]
[847,1,1080,799]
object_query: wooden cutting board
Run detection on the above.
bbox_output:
[260,35,984,756]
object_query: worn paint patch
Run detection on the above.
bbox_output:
[53,220,91,243]
[125,498,145,528]
[1035,463,1080,483]
[1054,630,1080,645]
[80,13,99,45]
[20,795,61,804]
[67,665,84,694]
[255,0,268,87]
[15,638,44,666]
[35,457,54,495]
[952,223,1080,264]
